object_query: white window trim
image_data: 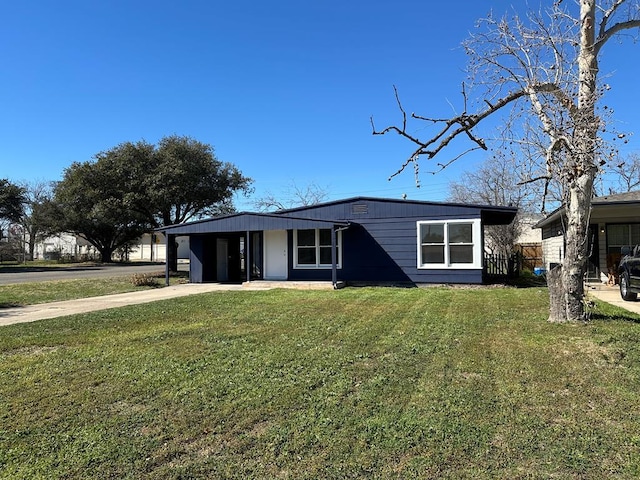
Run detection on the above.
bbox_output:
[293,229,342,269]
[416,219,482,269]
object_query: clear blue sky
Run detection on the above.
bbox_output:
[1,1,638,210]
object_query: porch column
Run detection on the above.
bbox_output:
[331,226,337,287]
[246,230,251,283]
[164,233,172,286]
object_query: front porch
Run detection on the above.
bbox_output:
[241,280,338,290]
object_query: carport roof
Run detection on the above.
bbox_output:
[157,212,349,235]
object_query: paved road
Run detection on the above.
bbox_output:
[0,262,184,285]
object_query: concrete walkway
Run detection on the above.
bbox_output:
[0,283,261,327]
[0,281,335,327]
[585,281,640,315]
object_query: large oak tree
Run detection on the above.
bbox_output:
[50,135,252,265]
[0,179,25,224]
[373,0,640,322]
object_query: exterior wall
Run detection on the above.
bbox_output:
[128,234,190,261]
[165,198,516,285]
[33,233,93,260]
[516,215,543,244]
[541,234,564,271]
[286,199,486,284]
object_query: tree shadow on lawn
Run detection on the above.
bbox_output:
[590,311,640,324]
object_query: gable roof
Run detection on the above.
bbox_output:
[274,196,517,225]
[158,196,518,235]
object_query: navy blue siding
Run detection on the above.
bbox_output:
[288,217,483,284]
[189,235,205,283]
[161,197,515,285]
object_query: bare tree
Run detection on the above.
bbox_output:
[603,152,640,193]
[372,1,640,322]
[448,154,541,256]
[253,181,329,212]
[18,180,55,261]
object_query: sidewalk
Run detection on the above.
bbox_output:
[585,281,640,315]
[0,283,263,327]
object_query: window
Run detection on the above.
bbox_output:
[294,228,341,268]
[417,219,481,269]
[607,224,640,254]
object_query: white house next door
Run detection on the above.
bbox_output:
[264,230,288,280]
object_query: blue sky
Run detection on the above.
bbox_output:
[1,1,638,211]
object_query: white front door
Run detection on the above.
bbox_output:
[264,230,288,280]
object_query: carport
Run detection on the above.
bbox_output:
[158,212,349,286]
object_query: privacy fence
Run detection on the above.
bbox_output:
[484,244,543,280]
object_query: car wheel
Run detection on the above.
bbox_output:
[620,273,637,301]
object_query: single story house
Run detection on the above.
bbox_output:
[158,196,517,287]
[128,233,190,262]
[534,191,640,283]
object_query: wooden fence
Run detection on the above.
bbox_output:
[484,244,544,280]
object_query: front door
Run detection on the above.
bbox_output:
[264,230,288,280]
[216,238,229,282]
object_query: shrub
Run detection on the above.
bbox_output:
[130,273,159,287]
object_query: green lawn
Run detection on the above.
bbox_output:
[0,274,185,308]
[1,287,639,479]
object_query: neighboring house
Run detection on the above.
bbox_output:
[535,191,640,283]
[158,196,517,286]
[30,232,189,262]
[34,233,94,260]
[127,233,190,262]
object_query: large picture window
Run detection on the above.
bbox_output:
[294,229,341,268]
[417,219,481,269]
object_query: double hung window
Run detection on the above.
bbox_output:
[294,229,341,268]
[417,219,481,269]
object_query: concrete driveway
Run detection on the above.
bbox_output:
[586,282,640,316]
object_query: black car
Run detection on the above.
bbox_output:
[618,245,640,301]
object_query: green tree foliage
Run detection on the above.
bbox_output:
[0,179,26,223]
[147,135,252,226]
[50,135,252,263]
[49,159,153,263]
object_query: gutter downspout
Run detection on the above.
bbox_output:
[332,224,350,289]
[164,232,170,286]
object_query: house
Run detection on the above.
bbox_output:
[534,191,640,283]
[33,233,94,261]
[127,233,190,262]
[158,196,517,287]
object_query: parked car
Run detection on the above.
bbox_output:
[618,245,640,301]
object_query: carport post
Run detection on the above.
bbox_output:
[246,230,251,283]
[164,233,171,286]
[331,226,337,287]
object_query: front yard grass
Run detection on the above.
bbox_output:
[1,287,640,478]
[0,273,186,308]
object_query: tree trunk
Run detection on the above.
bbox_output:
[547,0,598,323]
[28,241,35,261]
[556,175,593,322]
[98,247,114,263]
[547,264,565,323]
